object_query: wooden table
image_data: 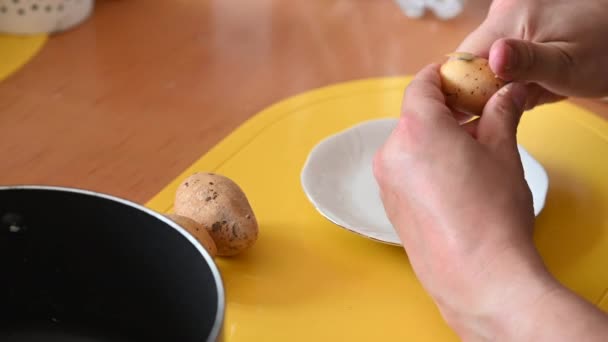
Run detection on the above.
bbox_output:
[1,0,606,204]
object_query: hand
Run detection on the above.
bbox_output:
[458,0,608,109]
[373,65,608,340]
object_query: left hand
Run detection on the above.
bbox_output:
[457,0,608,109]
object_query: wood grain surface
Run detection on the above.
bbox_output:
[1,0,606,203]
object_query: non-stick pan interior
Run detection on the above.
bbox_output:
[0,187,222,342]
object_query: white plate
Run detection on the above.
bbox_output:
[301,118,549,245]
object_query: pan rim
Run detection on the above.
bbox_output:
[0,184,225,342]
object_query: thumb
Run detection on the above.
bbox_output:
[476,83,528,156]
[489,38,573,87]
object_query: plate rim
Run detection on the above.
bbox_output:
[301,117,550,246]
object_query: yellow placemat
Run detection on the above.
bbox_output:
[147,77,608,341]
[0,33,47,81]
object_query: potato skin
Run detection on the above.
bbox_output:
[174,172,258,256]
[165,214,218,258]
[439,52,506,116]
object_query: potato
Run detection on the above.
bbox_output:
[439,52,506,116]
[174,172,258,257]
[165,213,218,258]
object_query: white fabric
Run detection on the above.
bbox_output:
[395,0,465,20]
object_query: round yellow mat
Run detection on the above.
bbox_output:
[0,33,47,81]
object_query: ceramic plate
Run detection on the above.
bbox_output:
[301,118,549,245]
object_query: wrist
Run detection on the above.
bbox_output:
[437,248,559,341]
[483,267,560,341]
[515,281,608,341]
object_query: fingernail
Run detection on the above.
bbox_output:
[507,83,528,112]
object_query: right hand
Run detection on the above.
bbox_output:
[458,0,608,109]
[374,64,608,342]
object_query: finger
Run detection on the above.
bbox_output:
[476,82,528,155]
[461,117,479,138]
[456,21,503,58]
[452,110,475,124]
[488,38,574,87]
[402,64,453,119]
[533,90,565,108]
[403,64,446,108]
[524,84,565,110]
[397,64,465,150]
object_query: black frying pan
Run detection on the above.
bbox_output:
[0,186,224,342]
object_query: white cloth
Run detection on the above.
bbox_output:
[395,0,465,20]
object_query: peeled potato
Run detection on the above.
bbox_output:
[165,213,218,258]
[174,172,258,257]
[439,52,506,116]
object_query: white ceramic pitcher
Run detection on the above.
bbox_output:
[0,0,94,35]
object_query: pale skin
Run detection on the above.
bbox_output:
[458,0,608,106]
[374,0,608,340]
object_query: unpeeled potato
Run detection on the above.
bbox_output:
[174,172,258,257]
[165,213,218,258]
[439,52,506,116]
